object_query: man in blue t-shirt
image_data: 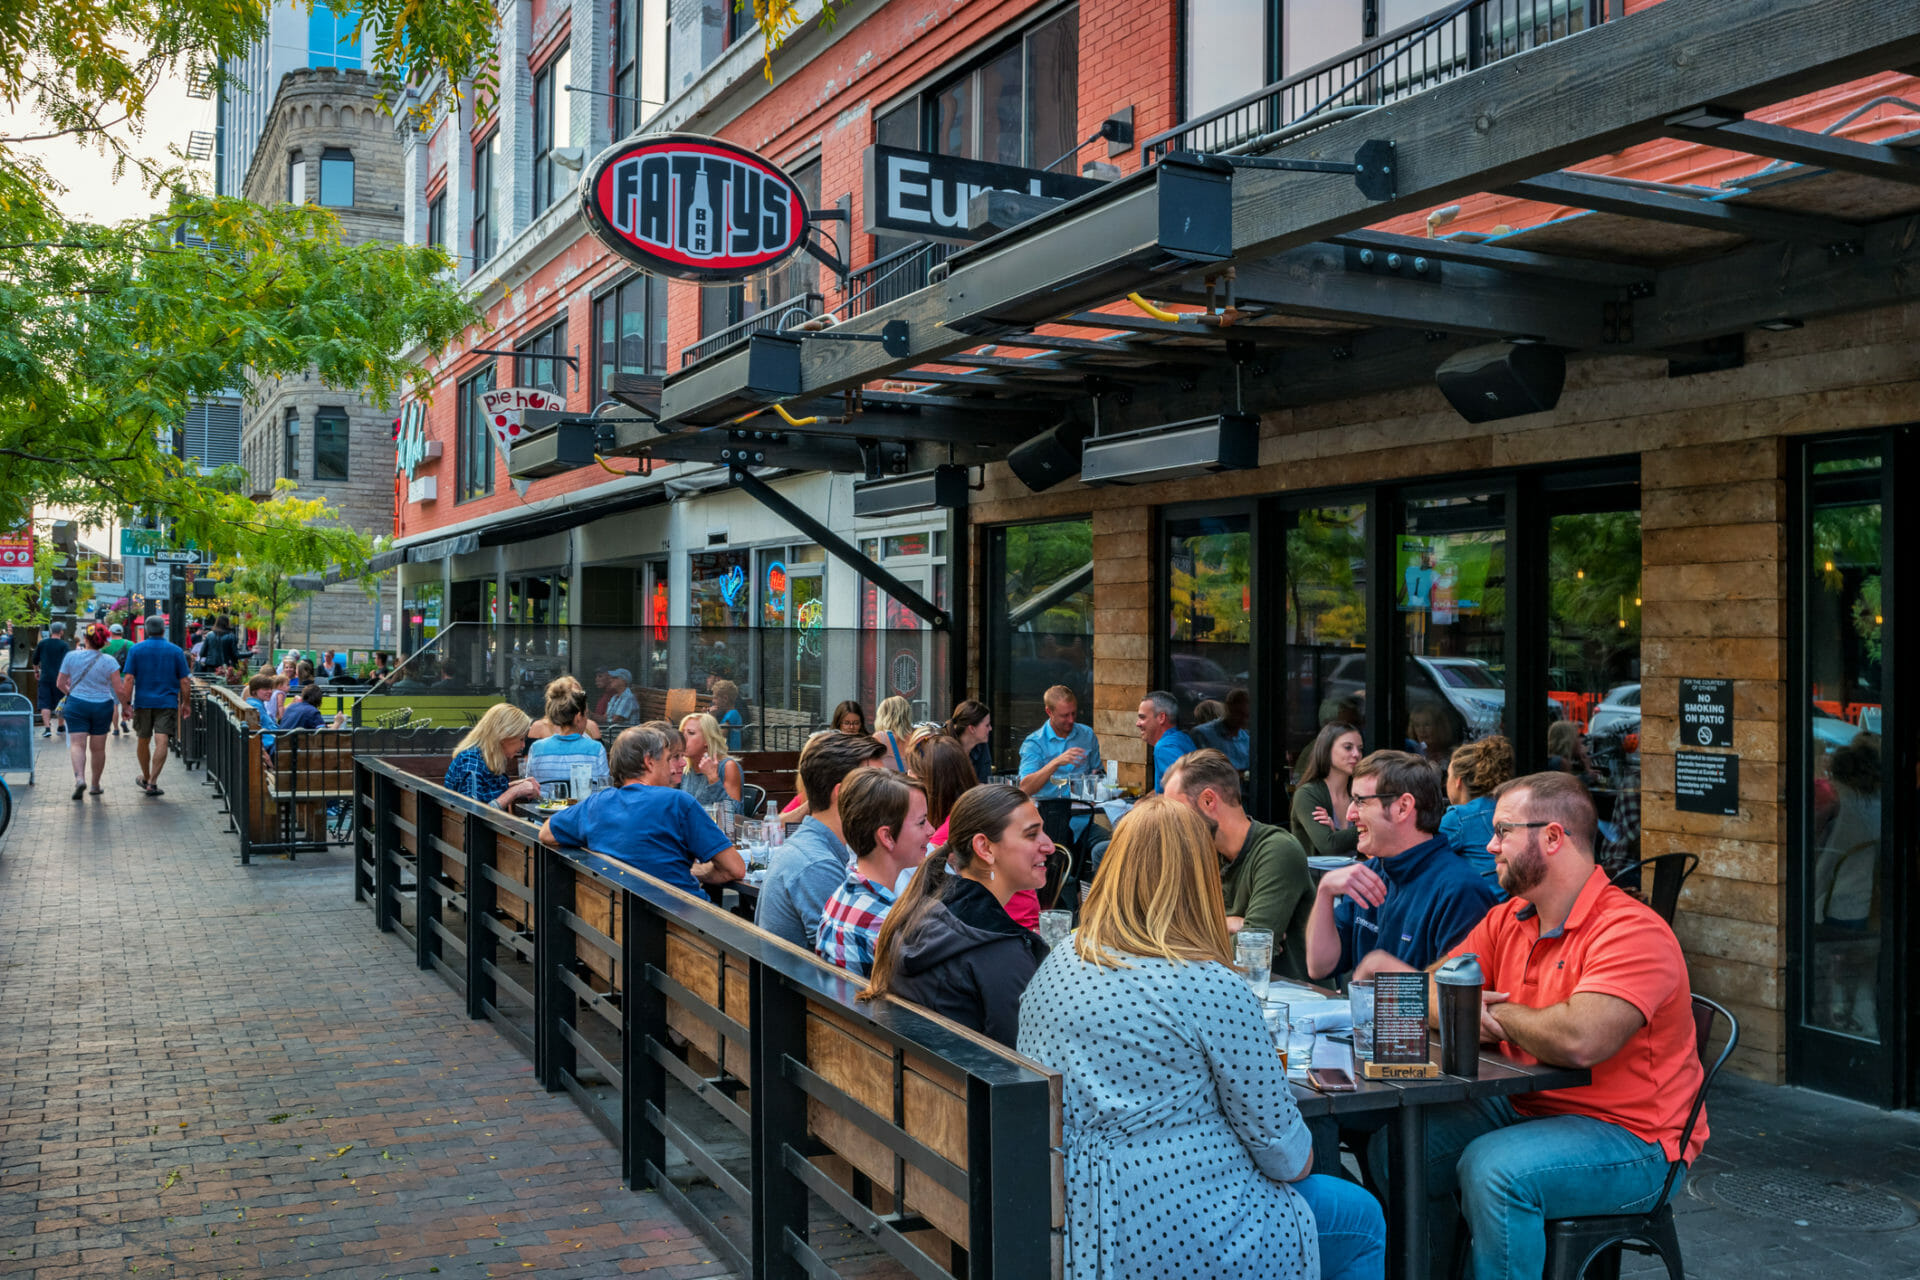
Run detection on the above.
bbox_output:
[538,723,743,894]
[1137,690,1195,793]
[1303,749,1498,982]
[118,615,191,797]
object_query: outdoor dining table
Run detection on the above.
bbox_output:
[1286,1038,1589,1280]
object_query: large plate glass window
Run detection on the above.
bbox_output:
[313,407,350,481]
[1400,493,1508,770]
[757,544,826,747]
[593,274,668,399]
[689,550,750,692]
[516,318,569,397]
[928,6,1077,169]
[858,532,949,727]
[1283,502,1369,776]
[1166,514,1253,771]
[987,519,1092,773]
[531,43,571,216]
[612,0,668,138]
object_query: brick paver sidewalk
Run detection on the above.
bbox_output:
[0,736,731,1279]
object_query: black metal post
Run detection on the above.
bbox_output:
[236,721,254,865]
[1389,1103,1429,1280]
[371,773,396,931]
[534,843,575,1092]
[749,960,809,1280]
[621,890,668,1188]
[416,793,440,971]
[966,1074,1053,1280]
[466,816,498,1021]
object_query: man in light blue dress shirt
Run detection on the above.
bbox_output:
[1018,685,1101,800]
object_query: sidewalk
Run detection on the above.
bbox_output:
[3,733,1918,1278]
[0,735,729,1279]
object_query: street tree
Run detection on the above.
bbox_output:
[0,0,498,573]
[213,485,370,659]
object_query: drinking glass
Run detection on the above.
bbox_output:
[1262,1002,1291,1070]
[1349,977,1376,1062]
[1234,929,1274,1000]
[1037,910,1073,948]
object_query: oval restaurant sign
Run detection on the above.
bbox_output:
[581,133,811,283]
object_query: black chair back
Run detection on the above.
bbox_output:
[1609,853,1701,925]
[1033,797,1080,909]
[739,782,768,818]
[1662,994,1738,1201]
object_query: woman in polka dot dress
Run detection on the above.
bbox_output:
[1017,796,1386,1280]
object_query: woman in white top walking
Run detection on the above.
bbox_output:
[57,623,121,800]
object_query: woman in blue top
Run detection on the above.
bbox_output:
[873,695,913,771]
[679,711,744,812]
[525,684,610,795]
[1437,733,1514,898]
[244,672,279,752]
[57,624,120,799]
[444,703,541,810]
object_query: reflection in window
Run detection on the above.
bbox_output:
[988,520,1093,773]
[1547,507,1641,872]
[594,274,668,396]
[689,550,751,694]
[1283,504,1367,774]
[313,408,350,480]
[1401,495,1507,769]
[1804,448,1884,1041]
[318,149,353,207]
[1166,515,1252,770]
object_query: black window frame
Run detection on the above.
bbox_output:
[313,406,351,481]
[611,0,666,138]
[282,407,300,480]
[532,41,571,216]
[515,318,570,397]
[473,129,500,268]
[916,4,1079,169]
[764,155,823,313]
[591,272,669,399]
[457,362,498,502]
[318,147,354,208]
[426,192,445,249]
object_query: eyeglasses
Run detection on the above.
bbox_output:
[1490,821,1553,841]
[1350,792,1401,806]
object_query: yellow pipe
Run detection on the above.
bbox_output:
[772,403,819,427]
[1126,292,1183,323]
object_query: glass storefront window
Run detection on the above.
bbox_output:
[400,581,443,657]
[988,519,1093,772]
[689,549,751,692]
[1547,507,1642,872]
[1401,494,1508,768]
[1283,503,1369,776]
[1803,447,1885,1042]
[1166,514,1253,770]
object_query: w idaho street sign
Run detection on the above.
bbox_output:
[581,133,811,284]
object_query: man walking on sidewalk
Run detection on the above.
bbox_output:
[118,615,190,797]
[33,621,70,737]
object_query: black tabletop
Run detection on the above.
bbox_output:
[1289,1045,1589,1118]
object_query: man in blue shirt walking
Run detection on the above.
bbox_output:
[1137,690,1195,793]
[117,615,191,797]
[1303,749,1497,981]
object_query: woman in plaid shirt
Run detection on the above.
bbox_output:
[816,770,934,978]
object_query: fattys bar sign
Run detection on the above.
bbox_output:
[582,134,810,283]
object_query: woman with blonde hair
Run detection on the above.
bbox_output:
[443,702,541,810]
[1439,733,1515,895]
[1017,795,1385,1280]
[680,711,745,813]
[873,695,913,770]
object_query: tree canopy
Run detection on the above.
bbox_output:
[0,0,495,572]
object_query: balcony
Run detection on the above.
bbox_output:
[1140,0,1620,163]
[678,292,824,369]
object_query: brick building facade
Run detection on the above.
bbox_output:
[239,67,406,654]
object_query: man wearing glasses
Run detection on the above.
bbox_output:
[1364,772,1706,1280]
[1303,750,1498,982]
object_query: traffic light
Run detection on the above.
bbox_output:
[47,520,79,627]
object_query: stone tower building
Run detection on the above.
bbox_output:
[239,66,403,657]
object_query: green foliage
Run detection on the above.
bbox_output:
[0,0,493,574]
[214,486,371,650]
[1546,511,1642,686]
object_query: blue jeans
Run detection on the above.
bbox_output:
[1295,1172,1387,1280]
[1374,1095,1680,1280]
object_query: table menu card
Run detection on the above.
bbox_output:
[1371,972,1430,1066]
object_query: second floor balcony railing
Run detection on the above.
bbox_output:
[678,292,824,368]
[1141,0,1621,163]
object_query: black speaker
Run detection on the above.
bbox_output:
[1434,342,1566,423]
[1006,420,1091,492]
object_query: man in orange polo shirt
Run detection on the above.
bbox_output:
[1370,771,1706,1280]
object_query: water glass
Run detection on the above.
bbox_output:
[1037,910,1073,948]
[1234,928,1274,1000]
[1349,977,1376,1062]
[1262,1002,1291,1070]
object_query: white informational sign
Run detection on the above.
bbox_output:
[381,612,393,633]
[143,565,172,597]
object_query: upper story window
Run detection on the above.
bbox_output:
[314,407,351,480]
[427,193,445,249]
[308,3,363,70]
[283,407,300,480]
[1184,1,1463,120]
[458,363,498,502]
[516,319,569,397]
[318,148,353,207]
[532,43,572,216]
[287,151,306,203]
[612,0,668,138]
[593,274,668,398]
[682,0,748,93]
[764,157,822,314]
[473,130,501,268]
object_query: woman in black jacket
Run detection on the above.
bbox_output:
[861,784,1054,1045]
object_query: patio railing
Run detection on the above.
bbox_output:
[354,756,1062,1279]
[1140,0,1619,164]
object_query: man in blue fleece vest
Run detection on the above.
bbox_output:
[1304,749,1497,981]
